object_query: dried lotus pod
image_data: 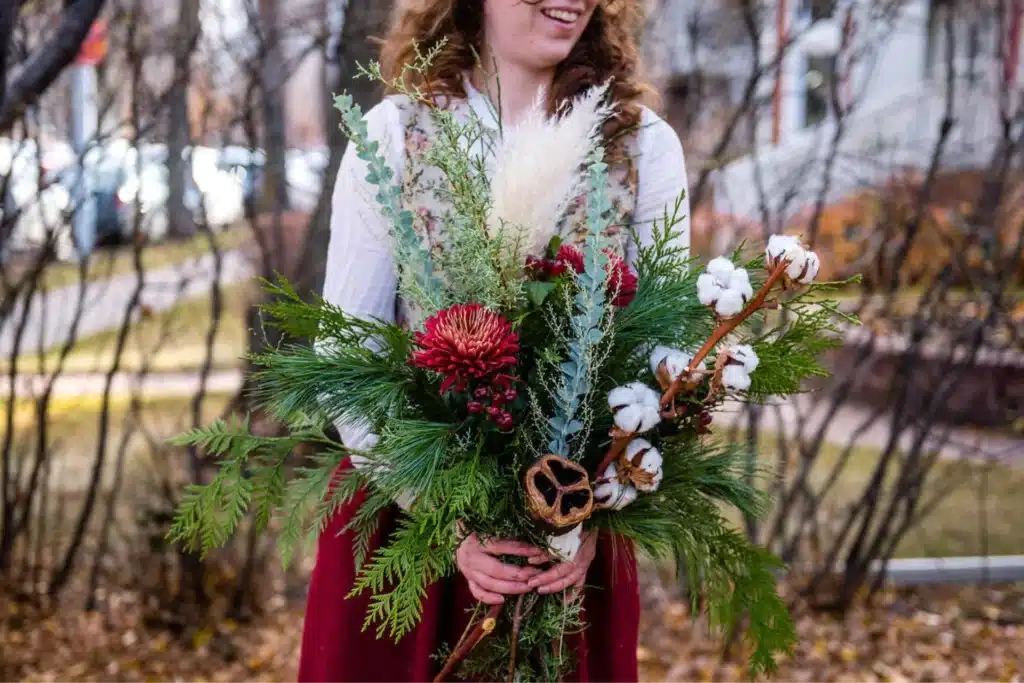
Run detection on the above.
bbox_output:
[523,454,595,532]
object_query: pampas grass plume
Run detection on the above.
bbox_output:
[486,83,612,261]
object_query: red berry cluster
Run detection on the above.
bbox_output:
[526,246,638,308]
[697,410,714,435]
[664,401,714,436]
[525,254,568,279]
[466,381,518,431]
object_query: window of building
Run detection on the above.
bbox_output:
[799,0,837,22]
[804,54,837,127]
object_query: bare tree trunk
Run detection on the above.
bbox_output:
[0,0,18,108]
[0,0,108,133]
[259,0,289,218]
[294,0,394,295]
[166,0,200,239]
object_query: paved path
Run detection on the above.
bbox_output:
[0,250,253,356]
[6,368,1021,466]
[716,395,1023,466]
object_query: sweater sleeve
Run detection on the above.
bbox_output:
[318,97,416,509]
[626,107,690,267]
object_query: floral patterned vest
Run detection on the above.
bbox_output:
[389,94,639,327]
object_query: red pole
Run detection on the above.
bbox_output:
[1005,0,1022,88]
[772,0,788,145]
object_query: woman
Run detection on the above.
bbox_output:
[299,0,689,680]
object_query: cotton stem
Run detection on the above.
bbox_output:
[592,428,634,480]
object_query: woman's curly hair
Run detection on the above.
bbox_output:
[380,0,654,148]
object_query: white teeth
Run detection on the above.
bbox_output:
[542,8,580,23]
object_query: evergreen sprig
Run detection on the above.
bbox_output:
[608,196,713,383]
[593,439,795,677]
[350,455,497,639]
[167,417,328,557]
[247,342,413,429]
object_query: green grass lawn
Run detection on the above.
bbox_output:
[1,283,254,375]
[2,226,250,292]
[5,389,1019,561]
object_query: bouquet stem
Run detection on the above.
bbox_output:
[434,603,503,682]
[506,594,526,682]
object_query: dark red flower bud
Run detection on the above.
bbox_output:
[497,412,515,431]
[474,387,491,399]
[467,401,483,415]
[487,405,502,419]
[503,388,518,402]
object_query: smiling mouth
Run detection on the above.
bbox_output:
[541,8,582,25]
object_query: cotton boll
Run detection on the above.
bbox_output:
[766,235,800,265]
[662,350,692,380]
[608,382,662,434]
[650,345,691,378]
[706,257,735,281]
[727,268,754,300]
[722,364,752,391]
[798,251,821,284]
[730,344,760,373]
[594,463,621,507]
[625,439,663,493]
[547,524,583,561]
[714,288,746,318]
[785,249,810,280]
[613,404,660,433]
[696,273,722,306]
[607,385,638,410]
[649,345,673,375]
[613,405,646,433]
[594,464,638,510]
[613,484,638,509]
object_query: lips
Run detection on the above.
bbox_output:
[541,7,582,24]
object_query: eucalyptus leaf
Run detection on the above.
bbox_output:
[524,281,557,308]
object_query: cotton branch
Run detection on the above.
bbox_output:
[661,259,790,410]
[0,0,108,134]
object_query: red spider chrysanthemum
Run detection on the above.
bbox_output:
[555,245,638,307]
[411,304,520,393]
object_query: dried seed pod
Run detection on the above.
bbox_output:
[523,454,595,532]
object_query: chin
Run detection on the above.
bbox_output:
[529,46,576,71]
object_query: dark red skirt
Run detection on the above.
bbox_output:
[297,464,641,683]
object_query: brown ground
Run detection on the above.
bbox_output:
[3,576,1022,682]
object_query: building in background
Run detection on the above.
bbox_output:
[650,0,1023,248]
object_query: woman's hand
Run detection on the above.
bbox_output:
[456,533,547,605]
[527,530,598,595]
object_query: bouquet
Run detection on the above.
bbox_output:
[170,55,854,681]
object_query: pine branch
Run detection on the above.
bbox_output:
[248,343,413,428]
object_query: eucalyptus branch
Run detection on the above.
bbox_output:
[547,149,613,459]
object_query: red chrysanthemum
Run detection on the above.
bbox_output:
[554,245,638,307]
[411,304,520,393]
